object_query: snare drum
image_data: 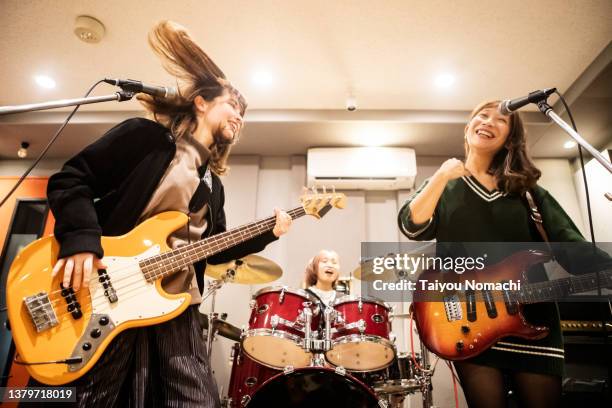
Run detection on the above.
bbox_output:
[242,286,320,369]
[326,296,395,371]
[363,353,421,396]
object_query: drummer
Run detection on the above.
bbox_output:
[304,249,340,308]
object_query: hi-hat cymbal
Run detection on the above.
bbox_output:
[197,313,242,342]
[205,254,282,284]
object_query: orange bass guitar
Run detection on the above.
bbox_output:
[412,250,611,360]
[6,191,345,385]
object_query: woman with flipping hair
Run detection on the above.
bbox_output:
[45,21,292,407]
[397,100,604,408]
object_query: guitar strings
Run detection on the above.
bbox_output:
[38,209,300,300]
[23,206,312,321]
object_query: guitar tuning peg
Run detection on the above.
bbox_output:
[322,186,327,194]
[332,185,336,195]
[312,185,318,194]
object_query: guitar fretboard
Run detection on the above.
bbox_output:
[139,207,306,281]
[516,269,612,303]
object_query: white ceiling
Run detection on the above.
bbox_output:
[0,0,611,160]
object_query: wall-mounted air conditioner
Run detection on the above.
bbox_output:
[307,147,417,190]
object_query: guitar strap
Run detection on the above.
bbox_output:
[524,189,553,253]
[189,160,212,214]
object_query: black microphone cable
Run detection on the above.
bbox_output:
[554,90,610,378]
[553,90,597,245]
[0,80,106,209]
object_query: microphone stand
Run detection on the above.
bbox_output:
[0,91,135,115]
[537,101,612,174]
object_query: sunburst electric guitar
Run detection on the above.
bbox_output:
[412,250,611,361]
[7,191,346,385]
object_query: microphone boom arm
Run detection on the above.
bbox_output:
[0,92,135,116]
[538,101,612,175]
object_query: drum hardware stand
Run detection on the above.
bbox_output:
[323,307,333,351]
[310,353,326,366]
[203,267,236,361]
[418,340,436,408]
[303,305,313,352]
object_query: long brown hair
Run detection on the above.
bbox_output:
[137,21,247,175]
[304,250,339,288]
[465,100,541,194]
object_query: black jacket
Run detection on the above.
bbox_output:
[47,118,277,284]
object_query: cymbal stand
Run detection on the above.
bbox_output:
[204,268,236,361]
[419,340,436,408]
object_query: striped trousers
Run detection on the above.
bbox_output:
[27,305,220,408]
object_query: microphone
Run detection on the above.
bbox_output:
[498,88,556,115]
[104,78,177,99]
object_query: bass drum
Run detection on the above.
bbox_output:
[226,343,280,408]
[245,367,382,408]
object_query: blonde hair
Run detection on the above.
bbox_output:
[137,21,247,175]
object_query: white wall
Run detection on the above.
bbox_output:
[571,148,612,242]
[534,159,587,236]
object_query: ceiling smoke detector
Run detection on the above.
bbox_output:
[74,15,105,44]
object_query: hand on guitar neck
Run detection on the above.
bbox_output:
[52,207,293,293]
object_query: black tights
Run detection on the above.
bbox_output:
[454,361,561,408]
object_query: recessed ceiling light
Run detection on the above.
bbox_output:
[17,142,29,159]
[434,73,455,88]
[564,140,577,149]
[252,69,274,88]
[34,75,56,89]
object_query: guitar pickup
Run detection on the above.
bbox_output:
[501,281,518,315]
[24,292,59,332]
[482,289,498,318]
[465,289,477,322]
[61,286,82,319]
[97,269,118,303]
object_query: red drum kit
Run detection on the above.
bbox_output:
[203,257,434,408]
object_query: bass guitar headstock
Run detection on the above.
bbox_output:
[300,186,346,219]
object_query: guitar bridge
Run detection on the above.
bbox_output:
[443,294,463,322]
[24,292,58,332]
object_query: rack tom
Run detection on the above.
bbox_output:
[242,286,320,369]
[326,295,395,371]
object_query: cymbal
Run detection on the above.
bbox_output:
[352,260,411,282]
[353,246,435,282]
[198,313,242,342]
[205,254,282,284]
